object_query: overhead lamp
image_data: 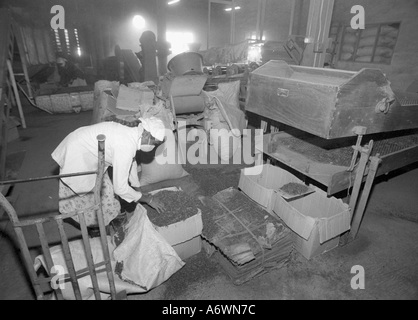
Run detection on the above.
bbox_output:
[168,0,180,5]
[133,15,146,29]
[225,6,241,12]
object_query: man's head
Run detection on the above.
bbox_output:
[139,117,166,152]
[57,57,67,67]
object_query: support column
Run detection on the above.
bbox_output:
[301,0,334,68]
[256,0,267,41]
[156,0,168,76]
[230,0,236,44]
[140,30,158,85]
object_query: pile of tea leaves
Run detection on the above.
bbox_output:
[146,190,202,226]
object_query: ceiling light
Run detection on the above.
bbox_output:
[133,15,146,29]
[168,0,180,5]
[225,6,241,12]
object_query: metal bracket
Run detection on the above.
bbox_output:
[347,126,367,172]
[375,98,391,114]
[340,152,381,246]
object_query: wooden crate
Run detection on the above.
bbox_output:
[246,60,418,139]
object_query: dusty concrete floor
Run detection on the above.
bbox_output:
[1,103,418,300]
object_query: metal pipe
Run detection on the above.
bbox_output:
[0,171,97,185]
[289,0,296,36]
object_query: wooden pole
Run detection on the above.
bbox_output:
[7,60,26,128]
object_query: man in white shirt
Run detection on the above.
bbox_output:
[52,117,166,232]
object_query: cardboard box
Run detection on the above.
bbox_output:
[238,164,305,213]
[155,212,203,261]
[150,188,203,261]
[272,186,350,260]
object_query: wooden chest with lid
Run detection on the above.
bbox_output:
[246,60,417,139]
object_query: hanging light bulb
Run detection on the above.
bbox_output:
[133,15,146,29]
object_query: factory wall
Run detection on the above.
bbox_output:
[234,0,294,42]
[166,0,212,50]
[331,0,418,91]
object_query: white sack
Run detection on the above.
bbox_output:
[34,236,146,300]
[34,204,184,299]
[112,204,185,290]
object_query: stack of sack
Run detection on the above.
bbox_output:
[373,24,399,63]
[339,26,358,61]
[339,24,399,63]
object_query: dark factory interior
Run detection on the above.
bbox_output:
[0,0,417,302]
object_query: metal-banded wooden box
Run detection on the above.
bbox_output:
[246,60,417,139]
